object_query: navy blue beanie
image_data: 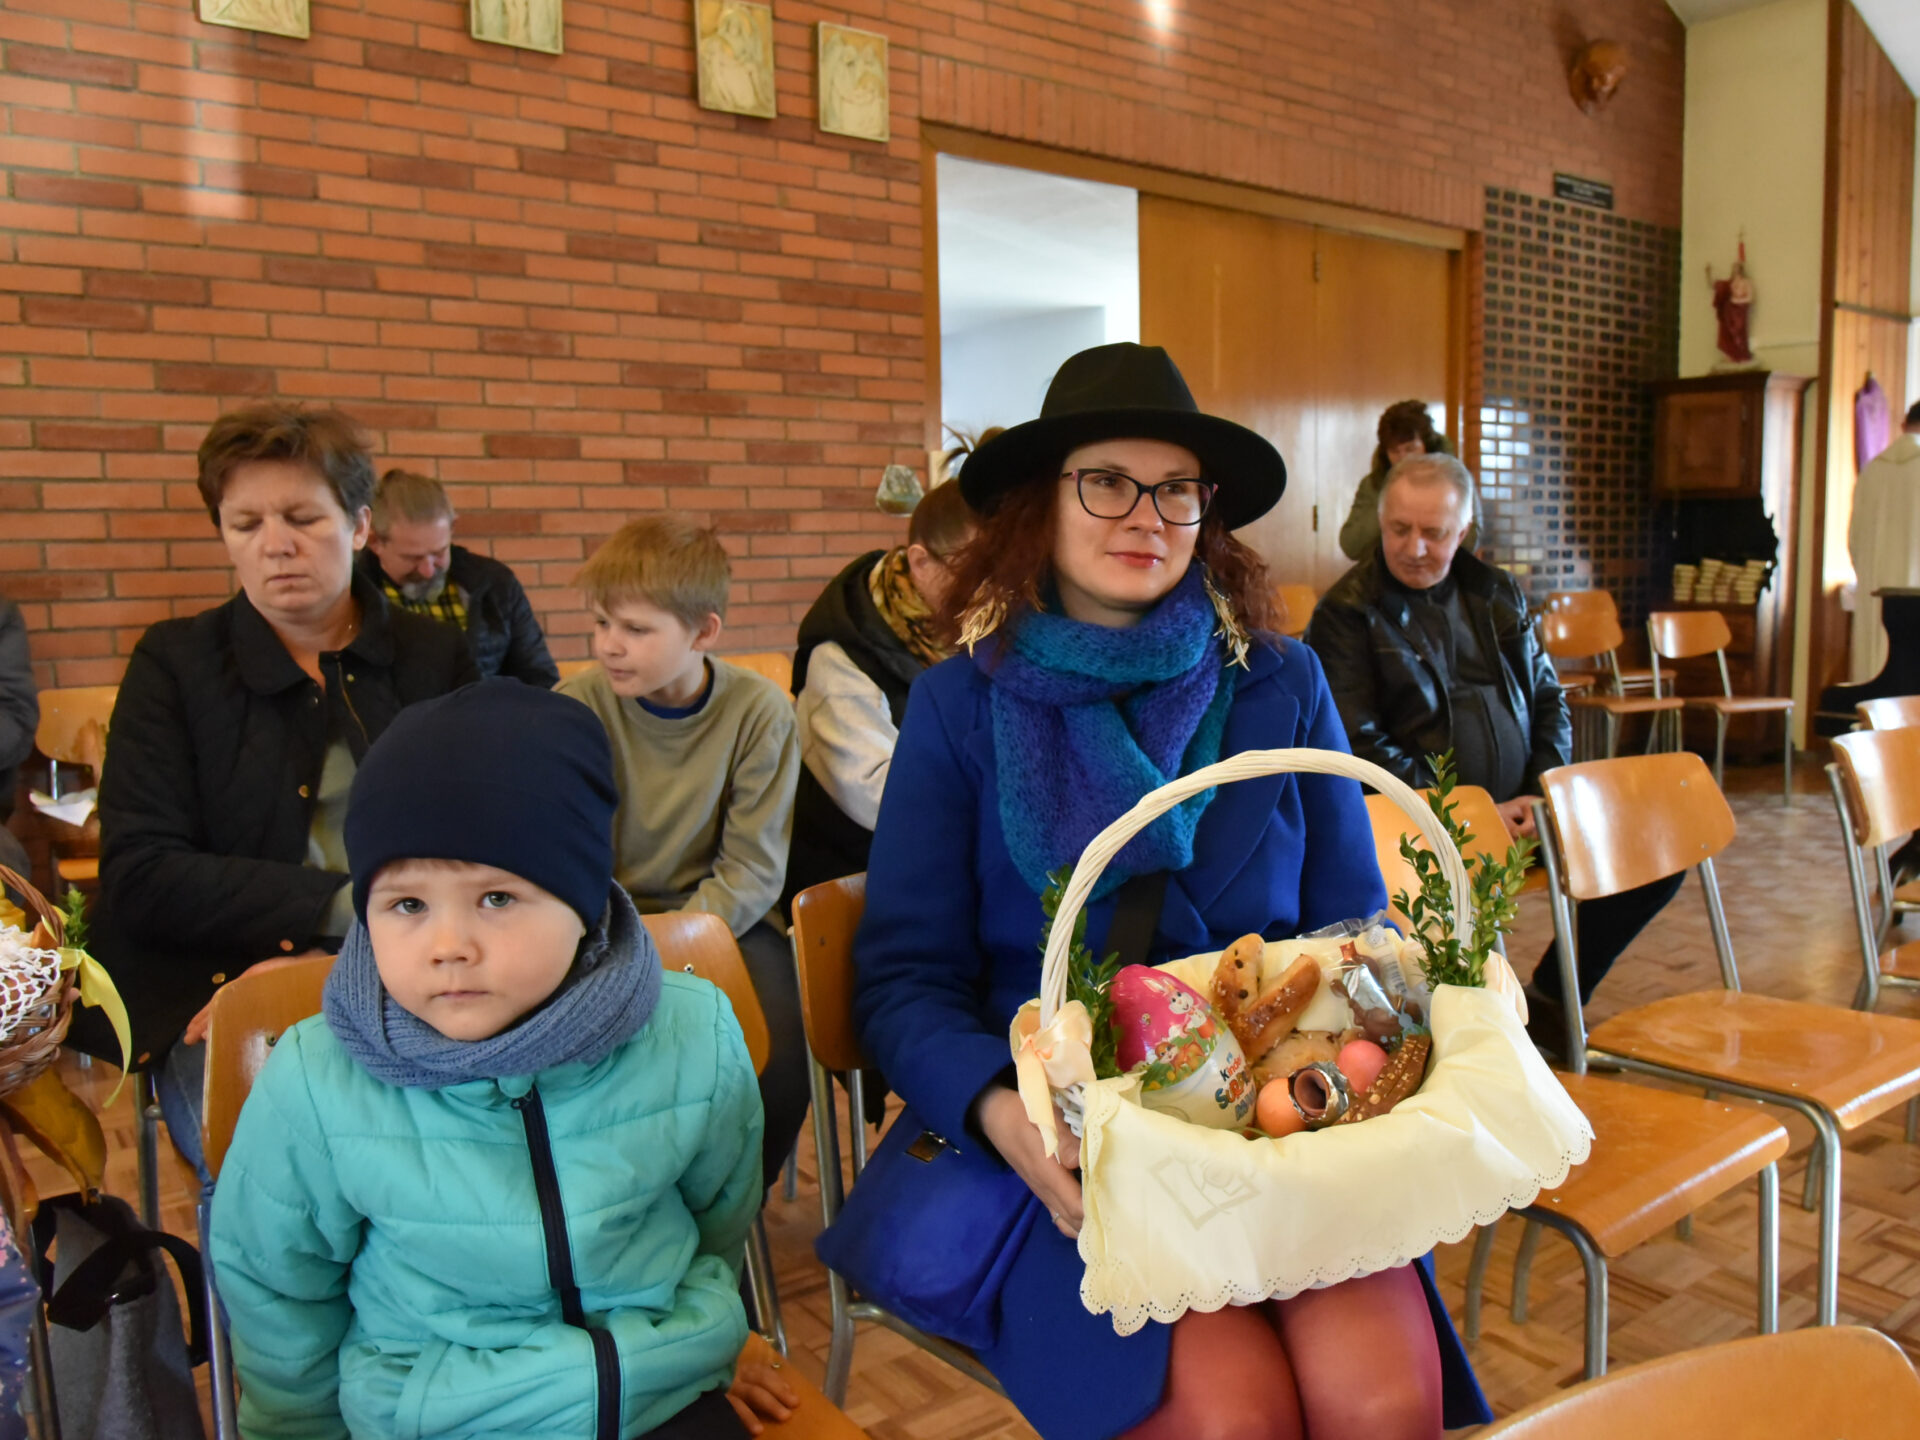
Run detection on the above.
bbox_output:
[344,679,619,928]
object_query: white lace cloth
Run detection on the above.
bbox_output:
[1071,982,1593,1335]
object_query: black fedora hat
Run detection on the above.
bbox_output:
[957,343,1286,531]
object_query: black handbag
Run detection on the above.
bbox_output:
[812,872,1167,1351]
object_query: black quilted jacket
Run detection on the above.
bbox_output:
[91,571,476,1060]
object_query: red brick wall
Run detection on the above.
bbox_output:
[1,0,1684,683]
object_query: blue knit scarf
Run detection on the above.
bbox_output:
[986,567,1236,898]
[322,883,662,1089]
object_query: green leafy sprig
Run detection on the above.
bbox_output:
[1039,866,1126,1080]
[1391,751,1537,991]
[59,886,89,953]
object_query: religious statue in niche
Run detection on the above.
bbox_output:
[1568,39,1629,114]
[198,0,309,40]
[472,0,563,55]
[818,23,890,143]
[1707,241,1757,365]
[696,0,777,120]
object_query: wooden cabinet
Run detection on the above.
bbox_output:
[1650,371,1807,499]
[1648,372,1810,755]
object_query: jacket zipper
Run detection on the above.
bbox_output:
[513,1088,621,1440]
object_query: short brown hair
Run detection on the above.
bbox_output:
[372,469,456,536]
[907,479,978,559]
[935,475,1274,646]
[578,516,730,628]
[196,404,374,526]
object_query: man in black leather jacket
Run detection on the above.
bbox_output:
[1306,454,1680,1047]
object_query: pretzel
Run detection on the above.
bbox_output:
[1211,934,1320,1061]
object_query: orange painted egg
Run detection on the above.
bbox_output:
[1255,1078,1307,1137]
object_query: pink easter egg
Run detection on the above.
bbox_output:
[1109,965,1221,1080]
[1338,1038,1390,1095]
[1255,1078,1307,1137]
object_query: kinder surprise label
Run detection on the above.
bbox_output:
[1110,966,1255,1129]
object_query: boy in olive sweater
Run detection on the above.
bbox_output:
[557,517,805,1189]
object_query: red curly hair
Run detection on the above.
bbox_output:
[934,474,1277,646]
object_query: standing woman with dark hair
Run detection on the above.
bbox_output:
[848,346,1488,1440]
[1338,399,1479,560]
[91,405,477,1178]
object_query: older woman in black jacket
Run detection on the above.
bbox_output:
[92,405,475,1175]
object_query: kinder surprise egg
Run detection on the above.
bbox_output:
[1110,965,1255,1130]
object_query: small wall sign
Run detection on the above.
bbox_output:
[1553,173,1614,210]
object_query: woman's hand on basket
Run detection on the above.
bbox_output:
[180,952,332,1046]
[975,1086,1084,1239]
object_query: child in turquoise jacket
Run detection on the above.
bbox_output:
[210,680,790,1439]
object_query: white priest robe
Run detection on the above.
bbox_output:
[1849,432,1920,682]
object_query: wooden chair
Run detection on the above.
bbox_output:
[726,651,793,695]
[789,875,1005,1407]
[33,684,116,886]
[1475,1325,1920,1440]
[1546,590,1654,695]
[1647,610,1794,802]
[1545,609,1683,762]
[198,955,336,1439]
[1841,703,1920,934]
[195,933,862,1440]
[1271,582,1317,639]
[1857,694,1920,731]
[1828,728,1920,1012]
[1365,787,1784,1378]
[1534,751,1920,1326]
[641,910,782,1353]
[554,657,596,680]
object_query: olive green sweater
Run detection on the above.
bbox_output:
[559,660,798,937]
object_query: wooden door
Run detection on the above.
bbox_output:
[1141,196,1456,593]
[1312,230,1453,589]
[1139,195,1319,585]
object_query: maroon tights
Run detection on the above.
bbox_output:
[1120,1265,1444,1440]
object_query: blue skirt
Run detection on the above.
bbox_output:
[978,1217,1491,1440]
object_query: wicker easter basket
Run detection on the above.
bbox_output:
[0,868,79,1101]
[1021,748,1593,1335]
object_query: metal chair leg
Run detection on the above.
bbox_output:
[1464,1219,1498,1344]
[1782,709,1795,804]
[1757,1161,1780,1335]
[1713,712,1728,786]
[136,1069,161,1232]
[1522,1210,1609,1378]
[1802,1142,1821,1213]
[746,1214,786,1356]
[1604,713,1619,761]
[201,1187,237,1440]
[1675,1215,1693,1241]
[781,1147,798,1203]
[1510,1217,1544,1323]
[1907,1096,1918,1145]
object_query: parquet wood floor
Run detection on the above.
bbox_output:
[30,757,1920,1437]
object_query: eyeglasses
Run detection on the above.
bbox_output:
[1065,469,1214,526]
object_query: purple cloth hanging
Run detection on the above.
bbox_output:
[1856,375,1890,473]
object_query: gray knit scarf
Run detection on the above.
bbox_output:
[322,883,662,1089]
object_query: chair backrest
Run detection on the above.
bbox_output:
[35,685,118,767]
[641,910,770,1075]
[1647,609,1732,663]
[1541,607,1625,662]
[1538,751,1735,900]
[201,956,335,1180]
[1476,1325,1920,1440]
[1271,583,1317,639]
[790,875,868,1074]
[1858,694,1920,731]
[1831,727,1920,849]
[726,651,793,694]
[1546,589,1618,621]
[554,658,596,681]
[1365,785,1511,931]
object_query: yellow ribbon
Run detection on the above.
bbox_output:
[59,948,132,1105]
[1009,1001,1096,1160]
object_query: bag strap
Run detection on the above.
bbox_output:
[1105,871,1169,973]
[30,1193,210,1365]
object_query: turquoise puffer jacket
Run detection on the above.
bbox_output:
[209,973,763,1440]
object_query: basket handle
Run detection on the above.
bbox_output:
[1037,748,1474,1023]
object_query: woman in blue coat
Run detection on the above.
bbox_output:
[849,345,1490,1440]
